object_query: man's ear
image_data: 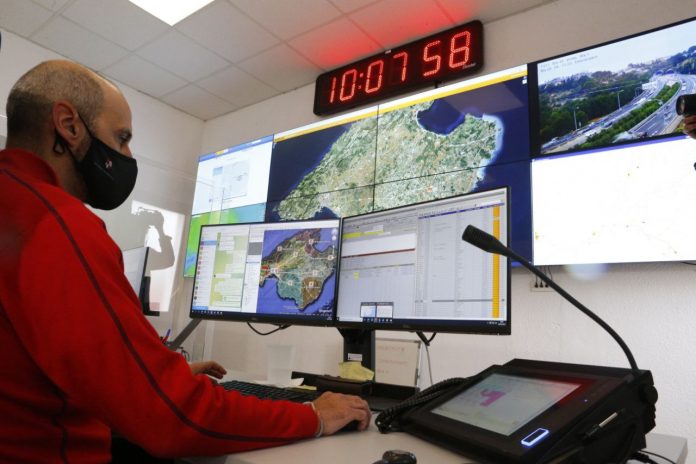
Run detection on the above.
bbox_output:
[52,100,83,152]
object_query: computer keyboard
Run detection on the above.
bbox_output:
[221,379,320,403]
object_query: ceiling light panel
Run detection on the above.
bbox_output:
[128,0,215,26]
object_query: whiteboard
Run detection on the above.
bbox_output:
[375,338,421,386]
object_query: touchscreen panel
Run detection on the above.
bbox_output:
[431,374,581,436]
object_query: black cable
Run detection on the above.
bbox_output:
[639,449,678,464]
[631,452,659,464]
[414,331,437,346]
[246,322,290,336]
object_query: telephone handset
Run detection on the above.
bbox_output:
[375,376,473,433]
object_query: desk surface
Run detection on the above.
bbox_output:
[183,427,687,464]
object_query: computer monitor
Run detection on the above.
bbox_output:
[336,187,510,334]
[190,219,340,326]
[122,246,155,316]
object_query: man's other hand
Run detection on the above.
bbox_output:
[190,361,227,379]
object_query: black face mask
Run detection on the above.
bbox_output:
[54,119,138,210]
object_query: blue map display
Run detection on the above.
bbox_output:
[263,75,533,261]
[257,228,337,317]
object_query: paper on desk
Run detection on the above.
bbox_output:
[339,361,375,381]
[257,377,305,388]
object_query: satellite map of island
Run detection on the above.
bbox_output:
[257,227,338,315]
[266,115,377,221]
[263,68,533,261]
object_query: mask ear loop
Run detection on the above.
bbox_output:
[53,130,67,154]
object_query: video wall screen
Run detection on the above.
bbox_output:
[266,107,379,221]
[530,17,696,156]
[529,16,696,265]
[184,138,271,276]
[184,66,532,276]
[183,15,696,273]
[532,137,696,265]
[373,66,531,259]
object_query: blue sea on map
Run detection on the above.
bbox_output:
[257,228,337,315]
[263,77,533,261]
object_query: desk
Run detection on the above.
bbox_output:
[183,426,687,464]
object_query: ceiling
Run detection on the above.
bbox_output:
[1,0,554,121]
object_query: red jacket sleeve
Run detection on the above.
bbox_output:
[10,202,318,457]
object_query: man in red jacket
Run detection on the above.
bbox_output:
[0,60,370,463]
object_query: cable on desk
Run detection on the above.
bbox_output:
[635,449,678,464]
[424,344,434,386]
[246,322,290,336]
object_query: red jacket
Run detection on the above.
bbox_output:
[0,148,318,463]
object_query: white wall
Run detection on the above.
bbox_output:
[201,0,696,450]
[0,30,205,347]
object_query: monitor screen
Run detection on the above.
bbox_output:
[431,373,581,436]
[122,246,154,315]
[336,187,510,333]
[531,16,696,156]
[532,137,696,265]
[184,137,272,277]
[123,246,148,294]
[190,219,340,325]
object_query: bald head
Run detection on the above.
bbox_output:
[6,60,112,141]
[4,60,134,201]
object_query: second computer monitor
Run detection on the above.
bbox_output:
[337,187,510,334]
[191,219,340,325]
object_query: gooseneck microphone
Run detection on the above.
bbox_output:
[462,225,640,375]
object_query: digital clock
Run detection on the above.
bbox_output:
[313,20,483,116]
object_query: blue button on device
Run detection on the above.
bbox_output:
[521,428,549,447]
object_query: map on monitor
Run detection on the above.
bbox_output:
[190,219,340,325]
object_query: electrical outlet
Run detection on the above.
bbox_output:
[530,281,553,292]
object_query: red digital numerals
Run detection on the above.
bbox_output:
[317,22,481,114]
[329,58,390,103]
[422,31,471,77]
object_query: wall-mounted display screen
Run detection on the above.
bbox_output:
[531,17,696,156]
[532,137,696,265]
[264,66,533,263]
[184,16,696,274]
[529,16,696,265]
[266,107,379,222]
[185,67,533,276]
[184,137,272,276]
[373,65,531,260]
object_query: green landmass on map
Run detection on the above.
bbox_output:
[259,229,336,310]
[275,100,499,219]
[376,101,498,183]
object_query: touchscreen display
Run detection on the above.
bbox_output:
[431,374,580,435]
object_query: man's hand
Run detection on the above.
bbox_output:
[311,391,371,436]
[683,115,696,139]
[189,361,227,379]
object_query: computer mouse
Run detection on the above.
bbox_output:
[380,449,417,464]
[339,419,361,432]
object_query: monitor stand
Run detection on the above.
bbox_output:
[338,328,375,371]
[167,319,202,351]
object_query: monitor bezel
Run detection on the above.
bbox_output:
[334,186,511,335]
[189,218,342,327]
